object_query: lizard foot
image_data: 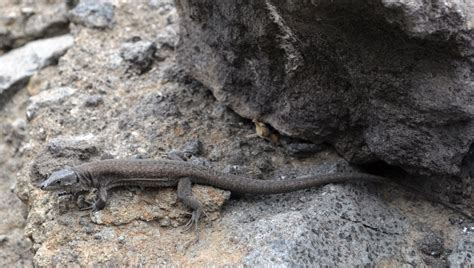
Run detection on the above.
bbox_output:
[77,196,93,210]
[91,203,102,213]
[78,200,105,213]
[79,205,93,211]
[182,209,209,234]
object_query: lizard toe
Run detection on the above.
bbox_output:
[181,209,202,234]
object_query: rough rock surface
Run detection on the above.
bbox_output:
[0,34,74,107]
[120,38,157,74]
[0,0,473,266]
[0,88,34,266]
[68,0,115,29]
[175,0,474,178]
[0,0,70,53]
[26,87,78,120]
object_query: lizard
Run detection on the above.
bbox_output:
[39,159,473,230]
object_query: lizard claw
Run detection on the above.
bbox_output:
[79,205,93,211]
[78,201,103,213]
[181,209,209,234]
[91,204,101,213]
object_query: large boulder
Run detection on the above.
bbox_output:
[175,0,474,177]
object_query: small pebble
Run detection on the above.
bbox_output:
[160,217,171,227]
[0,235,8,244]
[118,235,126,244]
[84,95,103,107]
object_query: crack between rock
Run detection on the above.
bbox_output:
[340,215,401,236]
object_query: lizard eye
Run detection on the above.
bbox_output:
[56,181,60,184]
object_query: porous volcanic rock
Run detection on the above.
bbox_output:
[175,0,474,177]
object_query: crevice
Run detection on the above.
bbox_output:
[340,214,401,236]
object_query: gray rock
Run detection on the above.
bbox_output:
[381,0,473,56]
[134,92,180,119]
[447,228,474,266]
[29,133,100,186]
[120,39,157,73]
[154,25,179,60]
[26,87,78,120]
[1,118,27,149]
[176,1,474,178]
[65,0,80,9]
[23,7,70,41]
[419,232,445,257]
[0,2,70,52]
[0,35,74,107]
[222,183,411,266]
[182,140,202,154]
[46,134,98,157]
[166,139,202,161]
[285,141,327,158]
[83,95,103,107]
[69,0,115,29]
[0,234,8,244]
[156,25,178,49]
[149,0,175,12]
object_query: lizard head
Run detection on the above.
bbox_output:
[40,168,81,192]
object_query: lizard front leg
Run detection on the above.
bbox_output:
[177,177,206,233]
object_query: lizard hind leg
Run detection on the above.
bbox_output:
[177,177,207,234]
[91,187,108,212]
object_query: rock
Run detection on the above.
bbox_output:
[0,168,34,266]
[83,95,103,107]
[419,232,445,257]
[284,141,327,158]
[65,0,80,9]
[69,0,115,29]
[0,1,70,52]
[223,183,412,266]
[166,139,203,160]
[0,235,8,244]
[380,0,473,56]
[448,230,474,266]
[89,185,229,226]
[181,139,202,156]
[22,6,70,41]
[134,91,181,119]
[0,35,74,107]
[154,25,178,60]
[1,118,26,147]
[156,25,178,49]
[26,87,78,120]
[176,1,474,178]
[45,134,98,157]
[149,0,175,13]
[120,38,157,73]
[27,133,100,193]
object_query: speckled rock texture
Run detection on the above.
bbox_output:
[175,0,474,178]
[0,0,70,53]
[0,0,473,266]
[68,0,115,29]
